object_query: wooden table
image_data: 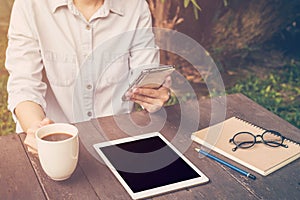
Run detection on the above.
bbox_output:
[1,93,299,199]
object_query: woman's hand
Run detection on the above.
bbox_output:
[24,118,54,154]
[130,86,170,113]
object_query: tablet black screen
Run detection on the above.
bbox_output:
[99,136,200,193]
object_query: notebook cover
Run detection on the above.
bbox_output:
[191,117,300,176]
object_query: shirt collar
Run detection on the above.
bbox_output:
[108,0,124,16]
[49,0,124,16]
[49,0,68,13]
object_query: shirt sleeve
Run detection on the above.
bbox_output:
[5,0,47,120]
[128,0,160,78]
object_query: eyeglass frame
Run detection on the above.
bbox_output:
[229,130,288,152]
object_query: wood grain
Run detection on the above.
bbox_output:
[1,94,299,200]
[19,133,99,200]
[75,96,259,199]
[0,134,45,199]
[216,93,300,200]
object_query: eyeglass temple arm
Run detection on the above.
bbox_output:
[281,143,288,148]
[229,139,254,151]
[267,130,300,146]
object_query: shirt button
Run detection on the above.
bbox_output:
[86,84,92,90]
[87,111,92,117]
[86,24,91,30]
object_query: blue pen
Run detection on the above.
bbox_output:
[195,148,256,180]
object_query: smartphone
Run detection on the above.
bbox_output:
[122,65,175,101]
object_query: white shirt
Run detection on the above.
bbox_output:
[5,0,159,132]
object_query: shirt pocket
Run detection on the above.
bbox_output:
[101,54,130,86]
[43,51,77,87]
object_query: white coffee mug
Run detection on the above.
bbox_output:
[36,123,79,181]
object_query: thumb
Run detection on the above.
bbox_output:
[24,128,38,154]
[40,118,54,126]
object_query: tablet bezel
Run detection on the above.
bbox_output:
[93,132,209,199]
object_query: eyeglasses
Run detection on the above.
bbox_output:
[229,130,288,152]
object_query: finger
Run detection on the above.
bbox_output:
[131,93,164,105]
[133,87,170,102]
[24,130,38,152]
[133,99,161,113]
[163,75,172,88]
[26,127,35,135]
[159,87,171,102]
[24,118,53,154]
[134,88,159,98]
[27,145,38,155]
[40,118,54,126]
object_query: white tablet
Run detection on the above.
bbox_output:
[93,132,209,199]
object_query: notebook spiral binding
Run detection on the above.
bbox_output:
[234,116,265,131]
[234,116,300,146]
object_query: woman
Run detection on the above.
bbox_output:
[5,0,170,153]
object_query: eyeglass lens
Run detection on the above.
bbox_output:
[229,130,287,151]
[230,132,255,151]
[262,130,284,147]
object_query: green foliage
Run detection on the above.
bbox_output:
[223,0,228,7]
[0,75,15,135]
[183,0,201,10]
[0,29,15,136]
[182,0,229,20]
[183,0,202,20]
[167,92,196,105]
[228,63,300,128]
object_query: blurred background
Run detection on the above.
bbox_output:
[0,0,14,135]
[1,0,299,135]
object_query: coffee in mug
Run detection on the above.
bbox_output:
[36,123,79,181]
[41,133,73,142]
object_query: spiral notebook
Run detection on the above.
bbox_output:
[191,117,300,176]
